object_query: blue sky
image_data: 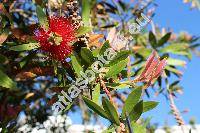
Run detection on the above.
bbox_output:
[69,0,200,126]
[142,0,200,126]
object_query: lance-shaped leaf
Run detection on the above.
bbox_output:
[36,5,48,30]
[0,70,17,89]
[99,41,110,55]
[105,58,128,78]
[160,43,189,55]
[82,0,90,26]
[143,101,159,112]
[157,32,171,47]
[108,50,131,66]
[9,43,40,51]
[129,100,143,122]
[102,97,120,125]
[165,66,183,76]
[76,27,92,37]
[83,96,109,119]
[167,58,186,67]
[92,84,100,105]
[149,31,157,48]
[81,47,94,65]
[71,55,83,77]
[121,87,142,118]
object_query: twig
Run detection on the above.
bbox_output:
[127,56,132,82]
[99,75,114,104]
[168,91,185,133]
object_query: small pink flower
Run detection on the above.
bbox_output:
[134,51,167,89]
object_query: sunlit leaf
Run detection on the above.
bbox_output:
[108,50,130,66]
[0,69,17,89]
[102,97,120,125]
[92,84,100,104]
[83,96,109,119]
[76,27,92,37]
[160,43,189,55]
[105,58,128,78]
[131,122,146,133]
[99,41,110,55]
[36,5,48,30]
[81,47,94,65]
[82,0,90,26]
[121,87,142,118]
[129,100,143,122]
[167,58,186,67]
[9,43,40,51]
[71,55,83,77]
[143,101,159,112]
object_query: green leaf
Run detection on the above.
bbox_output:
[102,125,117,133]
[131,122,146,133]
[36,5,48,30]
[143,101,159,112]
[0,69,17,89]
[157,32,171,47]
[20,52,36,68]
[102,97,120,125]
[92,84,100,105]
[106,82,130,90]
[165,66,182,76]
[10,43,40,51]
[76,26,92,37]
[71,55,83,77]
[160,43,189,55]
[92,48,100,57]
[129,100,143,122]
[81,47,94,65]
[105,58,128,78]
[167,58,186,67]
[121,87,142,118]
[108,50,130,66]
[149,31,157,48]
[82,0,90,26]
[165,66,183,76]
[83,96,109,119]
[99,41,110,55]
[136,48,152,58]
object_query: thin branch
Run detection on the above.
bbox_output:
[99,75,114,104]
[168,91,185,133]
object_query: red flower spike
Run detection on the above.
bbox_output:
[135,51,157,81]
[153,59,167,79]
[134,51,167,89]
[34,16,76,61]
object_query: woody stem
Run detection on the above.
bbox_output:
[99,75,114,104]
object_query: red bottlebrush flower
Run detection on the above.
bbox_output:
[34,16,76,61]
[134,51,167,89]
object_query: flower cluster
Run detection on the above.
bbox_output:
[34,16,76,61]
[134,51,167,88]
